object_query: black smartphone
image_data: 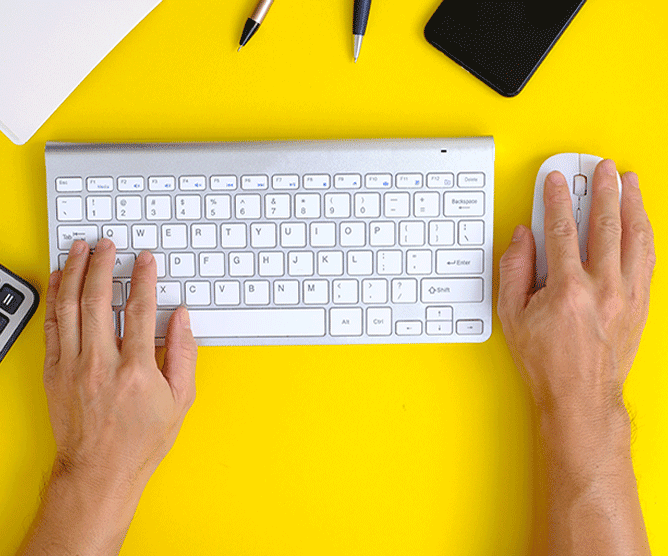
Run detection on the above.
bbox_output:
[424,1,587,97]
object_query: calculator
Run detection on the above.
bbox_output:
[0,264,39,363]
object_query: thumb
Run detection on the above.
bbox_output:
[498,225,536,322]
[162,306,198,409]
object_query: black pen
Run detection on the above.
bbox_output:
[353,0,372,62]
[238,0,275,51]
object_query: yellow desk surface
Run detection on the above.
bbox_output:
[1,1,667,554]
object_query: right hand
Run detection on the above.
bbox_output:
[497,160,655,423]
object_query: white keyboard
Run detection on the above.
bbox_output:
[45,138,494,346]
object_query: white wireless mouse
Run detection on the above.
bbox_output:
[531,153,622,287]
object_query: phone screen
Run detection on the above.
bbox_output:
[424,1,587,97]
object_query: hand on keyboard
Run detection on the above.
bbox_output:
[43,238,197,495]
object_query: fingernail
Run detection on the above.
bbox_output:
[601,159,617,176]
[546,171,567,187]
[511,225,525,243]
[626,171,640,187]
[70,240,86,255]
[95,238,112,251]
[136,251,153,266]
[49,271,61,286]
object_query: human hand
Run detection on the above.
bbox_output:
[43,238,197,497]
[497,159,655,423]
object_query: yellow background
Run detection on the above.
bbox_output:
[1,0,667,554]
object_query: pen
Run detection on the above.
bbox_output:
[353,0,372,62]
[238,0,274,51]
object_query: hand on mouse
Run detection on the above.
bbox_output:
[498,159,655,421]
[18,238,197,556]
[497,159,654,555]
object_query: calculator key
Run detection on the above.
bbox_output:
[0,285,24,314]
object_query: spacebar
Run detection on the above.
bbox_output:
[186,308,326,338]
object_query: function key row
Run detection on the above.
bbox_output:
[55,172,486,193]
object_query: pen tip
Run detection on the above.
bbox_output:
[238,46,242,52]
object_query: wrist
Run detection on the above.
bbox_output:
[19,459,145,556]
[537,401,632,478]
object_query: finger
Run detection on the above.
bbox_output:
[80,238,117,355]
[498,225,536,322]
[162,307,198,410]
[54,240,90,361]
[586,159,622,276]
[543,171,583,283]
[121,251,157,360]
[620,171,656,293]
[44,270,63,372]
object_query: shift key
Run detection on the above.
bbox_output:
[421,278,483,303]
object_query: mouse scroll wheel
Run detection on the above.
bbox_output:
[573,174,587,197]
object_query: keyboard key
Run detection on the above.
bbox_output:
[188,308,326,338]
[87,177,113,192]
[57,197,83,221]
[420,278,484,303]
[235,194,262,219]
[186,281,211,306]
[457,173,485,187]
[272,175,299,190]
[205,195,231,220]
[355,193,380,218]
[214,281,241,305]
[57,226,98,250]
[330,308,362,336]
[113,254,136,278]
[132,224,158,249]
[367,307,392,336]
[436,249,484,274]
[245,281,270,305]
[180,176,206,190]
[334,174,361,189]
[241,175,269,190]
[303,174,331,190]
[146,196,172,220]
[102,225,128,249]
[157,282,181,306]
[427,173,454,188]
[175,195,201,220]
[116,196,142,220]
[211,175,237,190]
[396,321,422,335]
[456,319,484,335]
[396,173,423,189]
[56,177,83,192]
[444,192,485,217]
[365,174,392,189]
[149,176,176,191]
[170,253,196,277]
[118,177,144,191]
[458,221,485,245]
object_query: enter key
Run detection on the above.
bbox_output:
[436,249,484,275]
